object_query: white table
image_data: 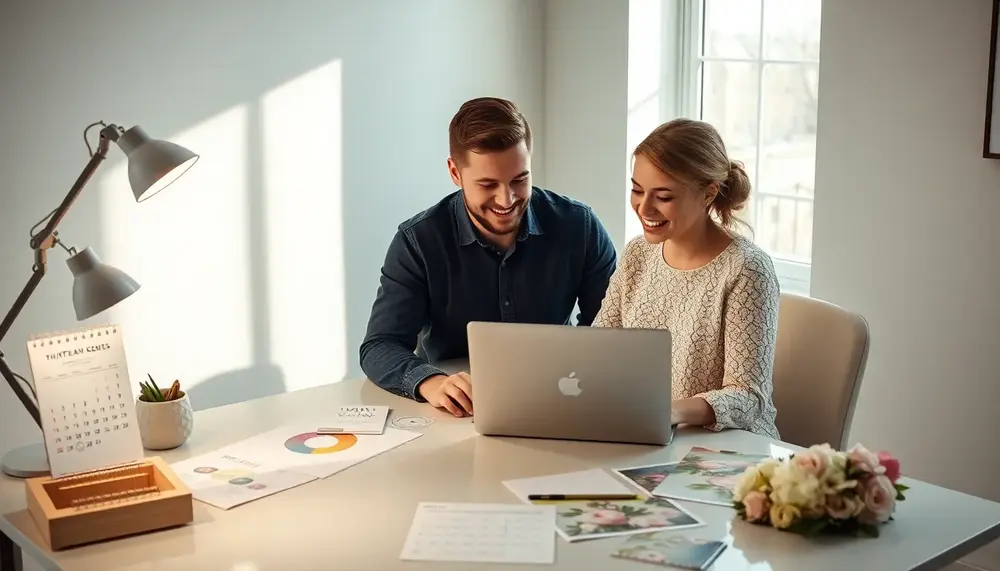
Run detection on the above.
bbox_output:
[2,377,999,571]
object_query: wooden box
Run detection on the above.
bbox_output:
[25,456,193,550]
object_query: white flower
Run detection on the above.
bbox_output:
[758,457,781,479]
[769,461,823,510]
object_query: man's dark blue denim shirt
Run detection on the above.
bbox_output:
[359,187,617,401]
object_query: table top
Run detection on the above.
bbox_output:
[3,377,999,571]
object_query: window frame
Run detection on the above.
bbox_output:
[657,0,815,296]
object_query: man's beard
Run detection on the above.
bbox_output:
[468,203,525,237]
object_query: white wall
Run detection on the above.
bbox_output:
[0,0,544,458]
[543,0,631,248]
[811,0,1000,568]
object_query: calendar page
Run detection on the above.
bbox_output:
[26,325,144,478]
[399,503,556,564]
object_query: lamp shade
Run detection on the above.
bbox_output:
[115,126,199,202]
[66,247,140,320]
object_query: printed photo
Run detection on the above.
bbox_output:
[544,496,704,542]
[613,462,679,494]
[651,447,770,506]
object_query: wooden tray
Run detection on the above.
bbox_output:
[25,456,193,550]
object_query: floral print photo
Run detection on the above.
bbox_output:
[613,462,679,494]
[651,447,771,506]
[551,496,703,542]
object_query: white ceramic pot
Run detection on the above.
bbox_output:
[135,392,194,450]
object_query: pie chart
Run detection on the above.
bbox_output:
[283,431,358,454]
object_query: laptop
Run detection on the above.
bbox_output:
[467,321,675,446]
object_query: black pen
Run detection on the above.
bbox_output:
[528,494,642,501]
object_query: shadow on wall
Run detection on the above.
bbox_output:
[184,364,287,411]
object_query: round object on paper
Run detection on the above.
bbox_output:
[391,416,434,430]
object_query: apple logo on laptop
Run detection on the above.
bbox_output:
[558,372,582,396]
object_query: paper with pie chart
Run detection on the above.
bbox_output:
[171,452,317,510]
[214,423,422,479]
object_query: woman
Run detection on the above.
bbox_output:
[593,119,780,438]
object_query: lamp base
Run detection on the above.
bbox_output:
[1,443,49,478]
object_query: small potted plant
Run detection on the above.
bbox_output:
[135,374,194,450]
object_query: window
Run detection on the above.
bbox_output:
[627,0,821,295]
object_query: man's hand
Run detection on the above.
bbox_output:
[418,373,473,417]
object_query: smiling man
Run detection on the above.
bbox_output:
[360,97,617,417]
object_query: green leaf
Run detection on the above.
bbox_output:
[857,524,880,538]
[146,374,165,399]
[785,517,829,536]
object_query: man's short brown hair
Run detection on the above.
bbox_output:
[448,97,532,166]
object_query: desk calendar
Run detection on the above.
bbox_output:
[25,325,144,478]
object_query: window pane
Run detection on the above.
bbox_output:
[759,63,818,199]
[758,63,817,261]
[703,0,762,59]
[757,195,812,260]
[701,61,759,182]
[628,0,661,109]
[763,0,822,61]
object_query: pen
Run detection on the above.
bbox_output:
[528,494,643,501]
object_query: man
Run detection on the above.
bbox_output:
[359,97,616,417]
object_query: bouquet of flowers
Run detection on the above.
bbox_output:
[732,443,908,537]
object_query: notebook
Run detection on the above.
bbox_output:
[318,405,390,435]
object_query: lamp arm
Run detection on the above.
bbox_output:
[28,124,118,250]
[2,121,123,431]
[0,263,45,429]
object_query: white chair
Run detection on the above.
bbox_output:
[771,293,870,451]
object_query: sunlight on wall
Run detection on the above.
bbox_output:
[259,59,347,389]
[97,106,254,389]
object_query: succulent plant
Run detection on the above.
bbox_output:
[139,373,184,402]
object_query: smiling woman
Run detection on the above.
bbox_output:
[593,118,781,439]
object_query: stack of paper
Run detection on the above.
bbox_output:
[171,411,421,509]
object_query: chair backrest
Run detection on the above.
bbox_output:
[772,293,870,451]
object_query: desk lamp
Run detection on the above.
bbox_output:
[0,121,198,478]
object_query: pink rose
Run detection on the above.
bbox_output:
[793,451,828,478]
[580,509,628,526]
[848,444,883,475]
[860,475,895,523]
[877,451,901,483]
[742,490,770,522]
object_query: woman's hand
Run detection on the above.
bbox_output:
[671,397,716,427]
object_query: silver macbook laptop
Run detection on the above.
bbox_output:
[467,321,674,446]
